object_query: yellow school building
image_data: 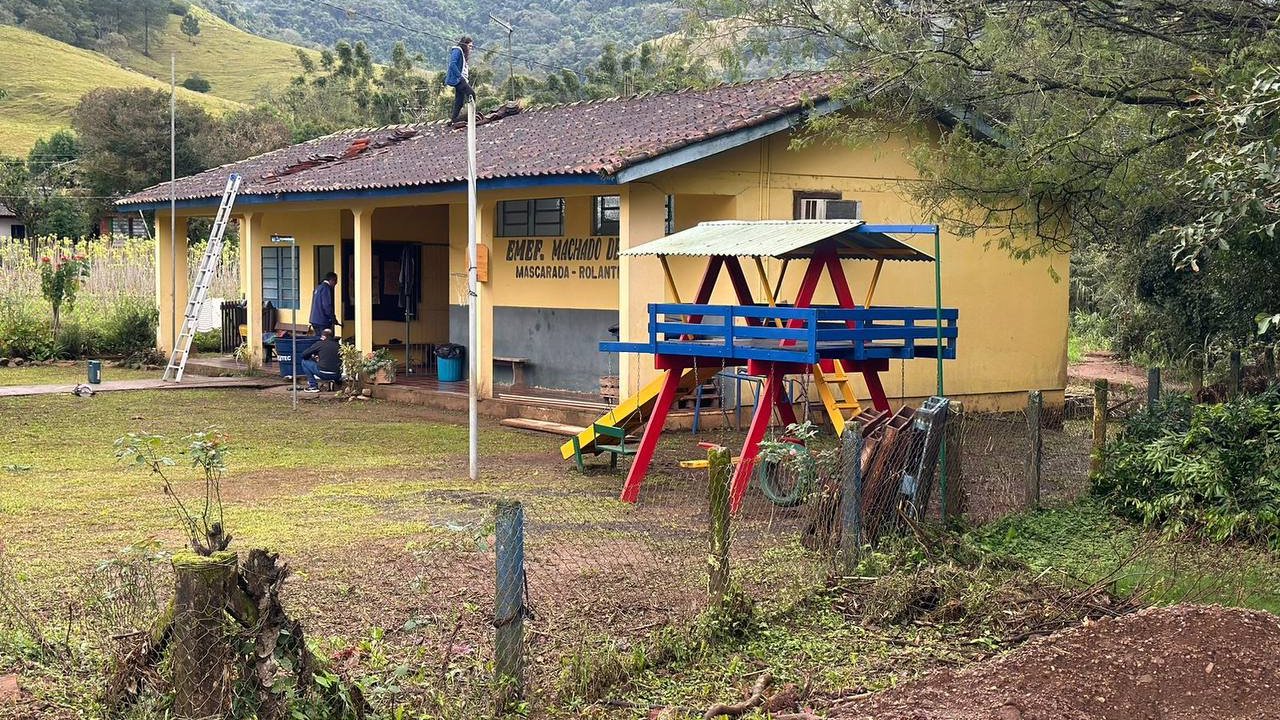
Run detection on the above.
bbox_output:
[117,73,1068,413]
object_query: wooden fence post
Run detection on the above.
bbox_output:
[494,500,525,708]
[1229,351,1242,398]
[836,428,864,574]
[707,447,732,604]
[1090,379,1109,476]
[1147,368,1161,411]
[1026,391,1043,509]
[172,551,238,720]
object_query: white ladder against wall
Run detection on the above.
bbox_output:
[163,174,242,382]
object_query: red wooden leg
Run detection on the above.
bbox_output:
[731,370,776,512]
[775,369,798,427]
[620,368,682,503]
[863,369,891,412]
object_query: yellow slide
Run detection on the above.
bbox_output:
[560,365,722,460]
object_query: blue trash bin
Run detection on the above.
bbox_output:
[436,344,465,382]
[274,335,320,378]
[87,359,102,384]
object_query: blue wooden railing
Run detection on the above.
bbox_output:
[601,303,959,364]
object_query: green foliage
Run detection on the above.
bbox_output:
[181,73,212,93]
[37,252,90,337]
[69,87,289,197]
[226,0,682,72]
[114,428,233,555]
[1093,390,1280,546]
[0,298,55,359]
[193,329,222,353]
[180,9,201,44]
[0,130,91,239]
[99,297,159,356]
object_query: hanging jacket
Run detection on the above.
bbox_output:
[445,46,469,87]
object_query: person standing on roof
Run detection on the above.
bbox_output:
[446,36,476,124]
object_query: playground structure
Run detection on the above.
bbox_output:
[561,220,959,510]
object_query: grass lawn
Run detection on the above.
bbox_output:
[2,369,1277,718]
[0,362,158,387]
[0,25,240,155]
[109,6,321,106]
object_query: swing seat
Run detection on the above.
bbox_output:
[571,423,637,472]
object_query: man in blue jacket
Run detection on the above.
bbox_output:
[446,36,475,124]
[309,271,339,335]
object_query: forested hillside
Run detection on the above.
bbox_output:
[207,0,682,70]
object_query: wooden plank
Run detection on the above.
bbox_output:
[500,418,585,437]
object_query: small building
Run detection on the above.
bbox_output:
[117,73,1068,412]
[0,203,24,239]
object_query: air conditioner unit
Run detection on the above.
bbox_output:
[800,198,862,220]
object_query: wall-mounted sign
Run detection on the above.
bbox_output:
[504,237,619,280]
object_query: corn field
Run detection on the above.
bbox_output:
[0,237,240,303]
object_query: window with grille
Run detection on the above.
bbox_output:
[496,198,564,237]
[592,195,621,236]
[261,246,301,309]
[794,192,861,221]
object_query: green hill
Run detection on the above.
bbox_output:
[0,24,242,155]
[107,5,319,105]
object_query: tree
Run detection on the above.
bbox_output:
[0,130,91,240]
[72,88,212,198]
[181,11,201,45]
[690,0,1279,363]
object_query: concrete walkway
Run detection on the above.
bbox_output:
[0,375,284,398]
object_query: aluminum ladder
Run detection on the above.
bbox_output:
[163,173,242,382]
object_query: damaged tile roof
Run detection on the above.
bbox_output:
[117,73,844,208]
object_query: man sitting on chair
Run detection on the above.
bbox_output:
[301,328,341,393]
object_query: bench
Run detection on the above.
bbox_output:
[494,356,530,387]
[570,422,637,472]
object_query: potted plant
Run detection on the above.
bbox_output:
[365,348,397,385]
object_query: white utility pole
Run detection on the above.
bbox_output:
[467,98,479,482]
[169,55,177,353]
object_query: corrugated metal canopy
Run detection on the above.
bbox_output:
[621,220,934,261]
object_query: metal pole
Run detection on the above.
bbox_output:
[933,226,947,520]
[467,98,479,483]
[169,55,176,354]
[933,227,943,396]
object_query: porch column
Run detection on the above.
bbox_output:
[242,212,264,363]
[475,199,495,400]
[155,213,190,352]
[353,208,374,352]
[619,184,667,396]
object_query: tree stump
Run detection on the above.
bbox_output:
[172,551,238,720]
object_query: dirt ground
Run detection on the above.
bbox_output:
[833,605,1280,720]
[1068,352,1152,388]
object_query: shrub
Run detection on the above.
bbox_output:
[0,299,55,359]
[181,74,211,93]
[1093,389,1280,546]
[100,298,159,355]
[192,330,221,353]
[55,318,102,358]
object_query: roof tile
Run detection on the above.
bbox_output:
[118,72,843,207]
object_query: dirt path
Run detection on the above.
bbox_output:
[1068,352,1153,389]
[833,605,1280,720]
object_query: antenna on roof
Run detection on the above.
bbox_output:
[489,14,515,103]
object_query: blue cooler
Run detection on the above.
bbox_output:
[274,335,320,378]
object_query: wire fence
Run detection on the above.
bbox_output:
[0,385,1140,718]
